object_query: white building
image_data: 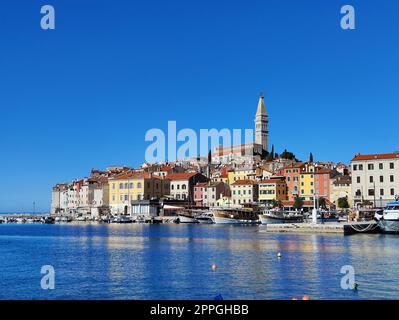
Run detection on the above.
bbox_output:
[351,152,399,207]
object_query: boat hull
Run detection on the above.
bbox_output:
[378,220,399,233]
[259,215,303,225]
[177,214,198,223]
[213,216,259,225]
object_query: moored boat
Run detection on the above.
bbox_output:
[259,209,303,225]
[375,197,399,233]
[212,208,259,225]
[177,212,198,223]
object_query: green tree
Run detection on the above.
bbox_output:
[293,197,304,210]
[318,197,327,209]
[271,199,282,208]
[266,145,275,161]
[280,149,297,160]
[337,197,349,209]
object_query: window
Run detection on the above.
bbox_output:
[287,177,291,182]
[177,184,180,190]
[182,185,186,190]
[124,183,129,189]
[380,176,384,183]
[137,183,142,188]
[357,177,360,183]
[130,183,134,188]
[112,183,115,190]
[356,189,361,196]
[390,175,394,182]
[391,188,395,196]
[390,163,394,169]
[380,189,384,196]
[369,176,373,183]
[124,195,128,201]
[368,189,375,196]
[353,165,357,171]
[368,164,374,170]
[359,164,363,170]
[379,163,383,170]
[119,183,123,189]
[171,185,174,190]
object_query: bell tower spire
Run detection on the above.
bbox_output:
[254,92,269,152]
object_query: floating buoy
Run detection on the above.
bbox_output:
[211,264,217,271]
[277,252,282,258]
[302,295,311,300]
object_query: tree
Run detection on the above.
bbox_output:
[271,199,282,208]
[318,197,327,209]
[337,197,349,209]
[280,149,297,161]
[293,197,304,210]
[266,145,275,162]
[309,152,314,163]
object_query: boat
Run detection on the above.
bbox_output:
[60,216,72,223]
[374,197,399,233]
[75,216,86,222]
[196,212,214,224]
[212,208,259,225]
[42,216,55,224]
[259,209,303,225]
[177,211,198,223]
[111,215,132,223]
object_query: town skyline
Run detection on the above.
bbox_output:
[1,0,399,212]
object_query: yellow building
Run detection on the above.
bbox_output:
[108,172,170,214]
[299,172,315,201]
[258,178,287,204]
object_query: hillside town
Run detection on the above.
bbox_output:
[50,95,399,220]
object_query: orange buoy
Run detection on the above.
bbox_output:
[211,264,217,271]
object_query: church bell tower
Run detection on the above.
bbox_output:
[254,93,269,152]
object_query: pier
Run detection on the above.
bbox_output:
[264,221,379,235]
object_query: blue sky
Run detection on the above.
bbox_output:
[0,0,398,212]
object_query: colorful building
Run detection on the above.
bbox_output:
[108,172,170,214]
[231,180,259,205]
[258,177,288,204]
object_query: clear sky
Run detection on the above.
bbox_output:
[0,0,398,212]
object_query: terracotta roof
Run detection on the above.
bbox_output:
[166,172,199,180]
[160,165,173,172]
[195,182,209,187]
[352,152,399,161]
[259,178,285,184]
[281,162,304,171]
[231,180,258,186]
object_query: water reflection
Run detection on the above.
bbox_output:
[1,223,399,299]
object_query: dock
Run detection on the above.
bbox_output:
[265,221,379,235]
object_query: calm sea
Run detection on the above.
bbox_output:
[0,223,398,300]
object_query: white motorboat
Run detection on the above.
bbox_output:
[212,208,259,225]
[112,215,132,223]
[375,197,399,233]
[196,212,214,224]
[177,212,198,223]
[259,209,303,225]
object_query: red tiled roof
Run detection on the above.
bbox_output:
[231,180,258,186]
[160,165,173,172]
[352,152,399,161]
[166,172,198,180]
[259,178,285,184]
[195,182,209,187]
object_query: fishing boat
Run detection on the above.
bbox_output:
[374,197,399,233]
[42,216,55,224]
[212,208,259,225]
[259,209,303,225]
